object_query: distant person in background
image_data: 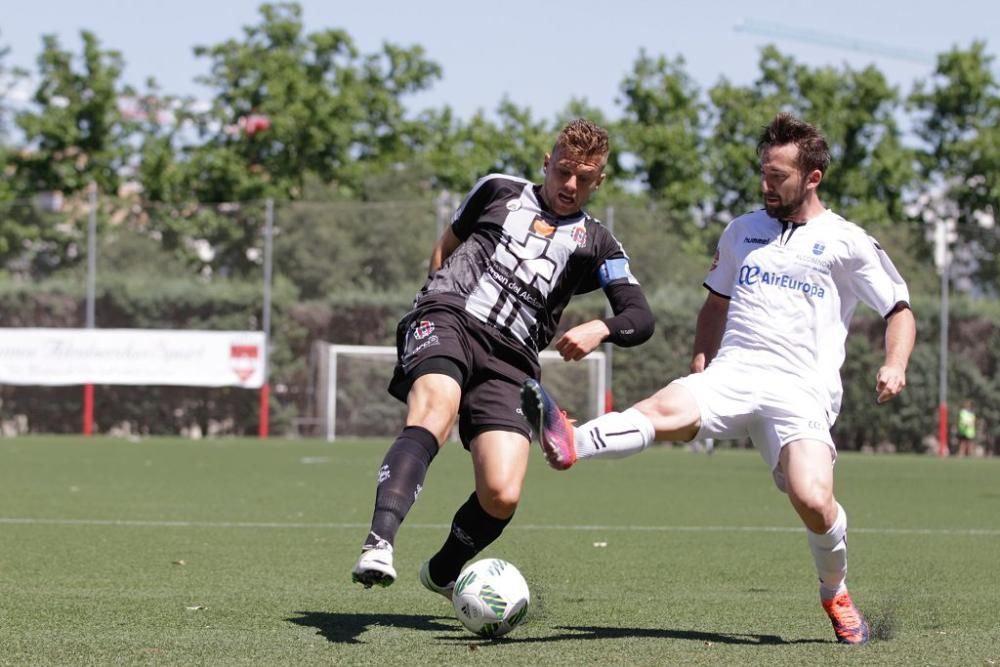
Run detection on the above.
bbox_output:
[957,400,977,457]
[350,119,655,600]
[522,112,916,645]
[691,435,715,455]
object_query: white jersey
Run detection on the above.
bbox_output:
[704,208,909,420]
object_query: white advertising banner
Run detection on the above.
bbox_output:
[0,328,267,388]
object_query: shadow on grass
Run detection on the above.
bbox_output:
[442,626,828,646]
[288,611,461,644]
[289,613,829,646]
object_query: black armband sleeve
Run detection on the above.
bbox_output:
[602,282,655,347]
[884,300,911,320]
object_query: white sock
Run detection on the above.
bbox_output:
[807,503,848,600]
[575,408,655,460]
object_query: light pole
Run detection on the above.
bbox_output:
[83,183,97,437]
[930,202,956,457]
[936,218,950,456]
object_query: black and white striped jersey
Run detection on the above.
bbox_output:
[416,174,639,354]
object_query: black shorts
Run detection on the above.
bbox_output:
[387,306,539,449]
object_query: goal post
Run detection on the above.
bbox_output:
[313,343,606,441]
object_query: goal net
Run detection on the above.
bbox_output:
[310,343,606,441]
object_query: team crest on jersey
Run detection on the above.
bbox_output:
[413,320,435,340]
[571,226,587,247]
[531,216,556,238]
[812,242,826,256]
[506,200,522,212]
[709,250,720,271]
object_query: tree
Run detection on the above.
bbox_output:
[707,46,916,233]
[3,31,136,274]
[411,99,553,195]
[0,32,27,215]
[0,31,27,145]
[909,42,1000,293]
[13,31,136,196]
[618,51,706,199]
[132,2,443,277]
[616,50,709,253]
[181,2,442,202]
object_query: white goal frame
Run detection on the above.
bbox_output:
[315,343,606,441]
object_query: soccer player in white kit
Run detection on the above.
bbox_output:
[521,112,916,645]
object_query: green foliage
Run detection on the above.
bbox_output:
[910,42,1000,291]
[273,199,435,300]
[414,101,554,193]
[184,2,441,202]
[12,31,135,195]
[619,51,708,205]
[0,31,28,142]
[616,51,711,254]
[706,46,915,233]
[2,31,135,270]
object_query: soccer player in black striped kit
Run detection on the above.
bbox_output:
[352,119,655,599]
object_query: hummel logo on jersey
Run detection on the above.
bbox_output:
[743,236,769,245]
[589,428,607,450]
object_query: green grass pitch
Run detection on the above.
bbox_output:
[0,436,998,665]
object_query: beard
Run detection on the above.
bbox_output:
[764,183,809,220]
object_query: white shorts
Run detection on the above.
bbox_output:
[672,360,837,491]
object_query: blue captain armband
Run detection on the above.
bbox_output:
[598,258,637,287]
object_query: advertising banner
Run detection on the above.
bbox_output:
[0,329,267,388]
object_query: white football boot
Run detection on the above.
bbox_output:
[351,537,396,588]
[418,560,454,601]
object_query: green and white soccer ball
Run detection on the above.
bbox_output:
[452,558,530,638]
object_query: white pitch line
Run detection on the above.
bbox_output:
[0,517,998,537]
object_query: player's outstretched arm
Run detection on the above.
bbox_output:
[876,304,916,404]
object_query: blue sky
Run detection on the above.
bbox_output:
[1,0,995,121]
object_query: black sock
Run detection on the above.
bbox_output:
[428,492,512,585]
[364,425,439,548]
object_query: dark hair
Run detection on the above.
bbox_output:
[554,118,609,165]
[757,112,830,176]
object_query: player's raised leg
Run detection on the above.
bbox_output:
[520,378,579,469]
[521,378,699,470]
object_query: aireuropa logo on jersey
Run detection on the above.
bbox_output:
[738,265,827,298]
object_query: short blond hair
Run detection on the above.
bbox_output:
[553,118,609,165]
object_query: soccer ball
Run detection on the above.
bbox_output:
[452,558,530,638]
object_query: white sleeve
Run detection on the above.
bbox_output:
[847,233,910,317]
[703,220,740,297]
